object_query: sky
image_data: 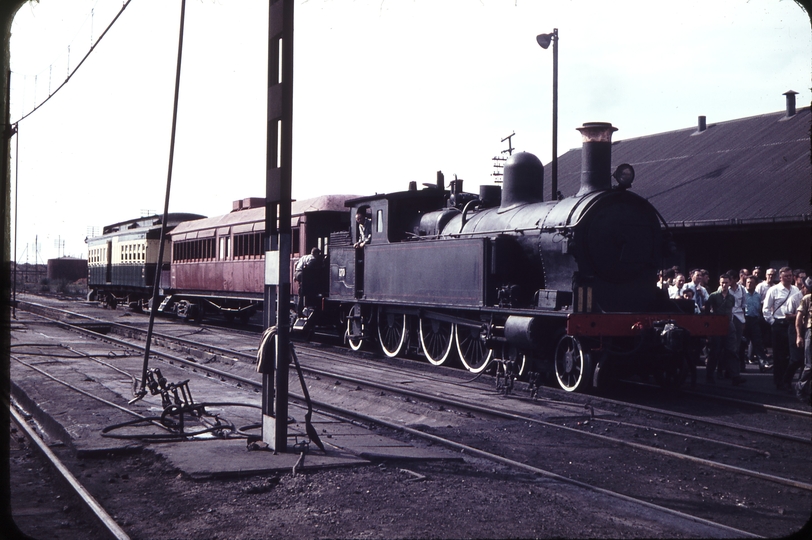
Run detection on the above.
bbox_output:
[7,0,811,262]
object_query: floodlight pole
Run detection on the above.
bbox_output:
[537,28,558,201]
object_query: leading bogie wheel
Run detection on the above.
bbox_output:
[455,324,493,373]
[653,354,689,389]
[419,317,456,366]
[346,305,365,351]
[377,310,408,358]
[512,353,527,377]
[554,335,593,392]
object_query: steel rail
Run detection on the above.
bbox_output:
[96,312,812,495]
[20,302,811,452]
[11,354,170,434]
[13,306,802,532]
[291,346,812,445]
[19,299,256,363]
[587,417,771,456]
[567,390,811,445]
[288,361,812,491]
[23,299,810,424]
[16,309,259,389]
[7,339,776,539]
[622,378,812,419]
[290,396,762,539]
[681,386,812,418]
[10,406,131,540]
[19,303,812,488]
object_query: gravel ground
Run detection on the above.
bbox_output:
[7,296,810,539]
[8,432,730,540]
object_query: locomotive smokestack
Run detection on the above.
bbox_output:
[499,152,544,211]
[576,122,617,196]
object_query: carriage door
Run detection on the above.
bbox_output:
[105,240,113,284]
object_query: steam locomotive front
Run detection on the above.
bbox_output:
[437,121,662,314]
[540,122,663,314]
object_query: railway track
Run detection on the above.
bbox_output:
[19,297,812,418]
[12,299,812,536]
[9,405,130,540]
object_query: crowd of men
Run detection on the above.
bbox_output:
[658,266,811,402]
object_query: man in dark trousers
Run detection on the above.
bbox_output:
[294,247,322,317]
[705,273,746,385]
[763,267,800,391]
[743,275,770,370]
[794,277,812,402]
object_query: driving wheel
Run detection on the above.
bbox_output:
[419,317,456,366]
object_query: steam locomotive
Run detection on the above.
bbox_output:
[87,122,726,392]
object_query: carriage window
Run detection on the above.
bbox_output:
[376,209,383,233]
[173,238,217,262]
[219,236,230,260]
[292,228,300,257]
[233,232,264,259]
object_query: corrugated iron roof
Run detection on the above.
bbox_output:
[548,107,811,227]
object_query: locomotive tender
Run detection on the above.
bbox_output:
[88,121,726,392]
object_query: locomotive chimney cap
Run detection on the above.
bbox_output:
[575,122,617,197]
[576,122,617,143]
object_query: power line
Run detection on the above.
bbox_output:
[11,0,134,126]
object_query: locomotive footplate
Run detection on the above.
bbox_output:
[566,313,729,338]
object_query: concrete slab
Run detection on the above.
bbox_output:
[155,438,370,479]
[11,338,461,480]
[289,416,456,461]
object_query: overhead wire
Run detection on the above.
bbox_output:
[11,0,134,126]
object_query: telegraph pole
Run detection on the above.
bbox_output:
[262,0,295,452]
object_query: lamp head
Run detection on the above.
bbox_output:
[612,163,635,190]
[536,33,553,49]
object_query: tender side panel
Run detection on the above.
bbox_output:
[362,238,488,307]
[329,246,356,300]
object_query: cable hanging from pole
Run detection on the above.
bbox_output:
[131,0,188,404]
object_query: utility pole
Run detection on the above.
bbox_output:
[491,132,516,182]
[262,0,295,452]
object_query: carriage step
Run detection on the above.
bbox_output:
[157,295,173,313]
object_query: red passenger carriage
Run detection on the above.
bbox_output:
[162,195,353,322]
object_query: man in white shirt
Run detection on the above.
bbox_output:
[726,273,746,373]
[763,267,800,391]
[680,270,709,311]
[755,267,779,352]
[669,274,685,299]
